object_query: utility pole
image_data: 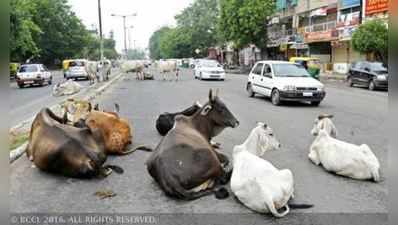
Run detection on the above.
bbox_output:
[111,13,137,59]
[98,0,103,62]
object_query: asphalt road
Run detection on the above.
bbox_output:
[10,68,388,224]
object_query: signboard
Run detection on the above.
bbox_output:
[340,0,360,9]
[336,11,360,27]
[365,0,389,15]
[305,30,339,42]
[310,7,327,17]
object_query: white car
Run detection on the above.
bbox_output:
[65,59,89,80]
[16,64,52,88]
[247,61,326,106]
[194,59,225,81]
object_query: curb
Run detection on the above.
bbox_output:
[9,71,125,163]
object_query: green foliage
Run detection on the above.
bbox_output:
[352,19,388,63]
[126,48,146,60]
[149,27,171,60]
[10,0,41,62]
[149,0,221,59]
[10,0,119,65]
[219,0,274,50]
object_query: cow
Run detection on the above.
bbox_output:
[155,101,202,136]
[231,122,313,217]
[85,61,98,84]
[121,60,145,80]
[146,89,239,200]
[52,79,82,97]
[26,108,123,178]
[70,102,152,155]
[158,60,178,81]
[309,120,380,182]
[311,114,337,138]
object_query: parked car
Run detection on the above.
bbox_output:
[246,61,325,106]
[347,61,388,91]
[65,59,90,80]
[16,64,52,88]
[194,59,225,81]
[289,57,321,80]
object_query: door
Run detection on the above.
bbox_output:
[249,63,264,93]
[259,64,273,96]
[358,62,370,85]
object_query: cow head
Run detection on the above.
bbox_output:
[252,122,281,156]
[62,99,93,125]
[200,89,239,128]
[311,114,337,138]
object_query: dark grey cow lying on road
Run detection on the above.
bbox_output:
[146,89,239,200]
[27,108,123,178]
[155,102,202,136]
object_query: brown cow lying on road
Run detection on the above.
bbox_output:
[146,89,239,200]
[72,102,152,155]
[26,108,123,178]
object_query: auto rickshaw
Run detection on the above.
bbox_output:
[289,57,321,79]
[62,59,72,77]
[10,63,20,79]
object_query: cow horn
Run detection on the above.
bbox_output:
[209,89,213,101]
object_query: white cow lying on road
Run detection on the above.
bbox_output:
[52,79,82,97]
[311,114,337,138]
[309,116,380,182]
[231,122,312,217]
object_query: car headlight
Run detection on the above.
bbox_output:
[283,85,296,91]
[377,75,386,81]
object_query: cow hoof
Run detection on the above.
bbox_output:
[214,187,229,199]
[31,164,36,168]
[211,142,221,149]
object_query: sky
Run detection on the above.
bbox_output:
[68,0,193,53]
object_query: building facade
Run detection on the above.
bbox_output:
[267,0,388,74]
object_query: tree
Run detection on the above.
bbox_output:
[219,0,274,52]
[149,26,171,60]
[10,0,41,62]
[126,48,146,60]
[352,19,388,64]
[159,27,192,58]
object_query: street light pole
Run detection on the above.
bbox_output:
[111,13,137,59]
[98,0,103,62]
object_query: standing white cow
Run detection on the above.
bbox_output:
[121,60,145,80]
[158,60,178,81]
[231,122,313,218]
[309,117,381,182]
[85,61,98,84]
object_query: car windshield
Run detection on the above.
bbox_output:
[272,64,310,77]
[200,60,219,67]
[69,61,85,67]
[369,62,387,73]
[19,65,38,73]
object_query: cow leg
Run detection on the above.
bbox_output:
[213,150,230,167]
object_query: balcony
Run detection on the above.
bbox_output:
[304,21,336,33]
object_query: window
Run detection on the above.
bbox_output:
[263,64,272,76]
[252,63,264,75]
[19,65,38,73]
[272,63,310,77]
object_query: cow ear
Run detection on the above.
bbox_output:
[114,103,120,113]
[201,105,212,116]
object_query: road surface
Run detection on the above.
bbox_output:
[10,68,388,224]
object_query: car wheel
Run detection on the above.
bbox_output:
[48,77,52,85]
[347,77,353,87]
[247,83,255,97]
[369,80,376,91]
[18,83,24,88]
[271,89,281,106]
[311,101,321,106]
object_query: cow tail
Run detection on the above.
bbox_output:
[288,203,314,209]
[122,145,153,155]
[103,165,124,174]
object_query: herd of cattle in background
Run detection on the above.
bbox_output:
[26,82,381,217]
[52,59,179,97]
